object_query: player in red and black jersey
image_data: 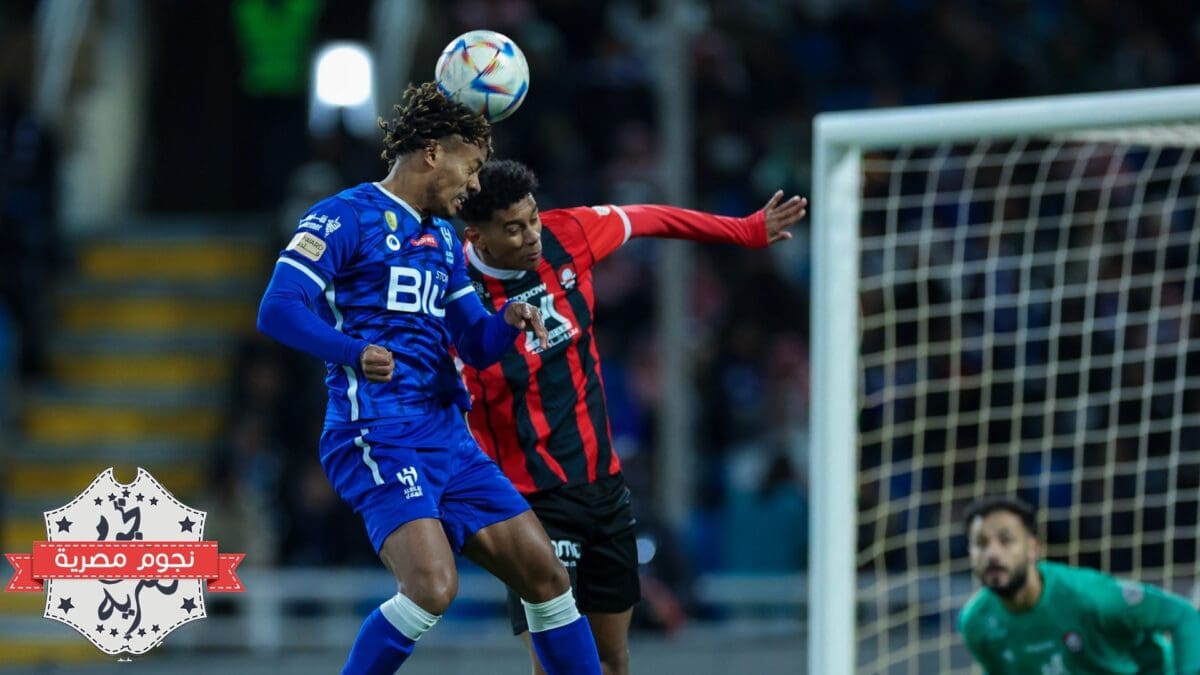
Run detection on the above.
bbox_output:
[459,159,807,675]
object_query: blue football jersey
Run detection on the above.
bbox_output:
[276,182,476,424]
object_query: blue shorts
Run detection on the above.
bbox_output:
[319,404,530,554]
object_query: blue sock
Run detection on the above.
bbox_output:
[343,594,439,675]
[524,590,602,675]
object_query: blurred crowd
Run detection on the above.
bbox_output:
[2,0,1199,627]
[856,139,1200,573]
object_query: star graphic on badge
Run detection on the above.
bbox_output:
[95,624,105,633]
[94,497,103,506]
[55,517,72,533]
[109,628,118,637]
[107,493,116,502]
[181,597,197,613]
[136,493,144,502]
[57,597,74,613]
[138,628,146,637]
[151,624,160,633]
[179,517,195,532]
[122,489,130,498]
[149,497,159,506]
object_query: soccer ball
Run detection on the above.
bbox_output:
[435,30,529,123]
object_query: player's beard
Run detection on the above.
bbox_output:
[984,559,1031,598]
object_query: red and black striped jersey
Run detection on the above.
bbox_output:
[463,203,767,494]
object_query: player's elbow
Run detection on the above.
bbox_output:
[256,294,284,341]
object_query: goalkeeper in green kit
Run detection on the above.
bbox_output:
[958,496,1200,674]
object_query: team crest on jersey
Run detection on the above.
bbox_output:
[1062,631,1083,652]
[410,233,438,248]
[439,227,454,264]
[558,264,577,289]
[384,211,399,232]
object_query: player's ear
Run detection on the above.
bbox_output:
[1028,536,1041,561]
[463,225,481,246]
[423,140,440,167]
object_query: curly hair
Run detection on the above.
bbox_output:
[962,495,1038,536]
[459,159,540,223]
[378,82,493,164]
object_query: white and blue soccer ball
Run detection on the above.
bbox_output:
[435,30,529,123]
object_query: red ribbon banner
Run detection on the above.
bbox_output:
[5,542,244,593]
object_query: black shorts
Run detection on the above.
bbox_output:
[506,473,641,634]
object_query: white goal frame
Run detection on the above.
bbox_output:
[809,84,1200,675]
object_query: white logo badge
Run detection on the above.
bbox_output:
[287,232,327,262]
[4,469,246,655]
[396,467,423,500]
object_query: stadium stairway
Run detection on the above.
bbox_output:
[0,221,271,666]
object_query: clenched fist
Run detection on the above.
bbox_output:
[359,344,395,383]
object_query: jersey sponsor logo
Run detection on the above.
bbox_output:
[299,213,340,235]
[1119,580,1144,605]
[509,282,548,304]
[559,264,576,289]
[1062,631,1083,652]
[523,293,578,354]
[1024,640,1055,654]
[384,210,399,231]
[396,467,423,500]
[551,539,582,567]
[287,232,327,262]
[410,233,439,248]
[387,266,446,317]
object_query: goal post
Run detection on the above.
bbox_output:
[810,85,1200,675]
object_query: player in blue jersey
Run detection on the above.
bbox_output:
[257,82,603,675]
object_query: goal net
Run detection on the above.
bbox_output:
[809,87,1200,674]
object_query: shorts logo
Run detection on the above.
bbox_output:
[551,539,582,567]
[1062,631,1083,652]
[287,232,326,262]
[396,467,422,500]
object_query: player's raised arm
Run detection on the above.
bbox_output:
[1098,578,1200,674]
[608,191,806,251]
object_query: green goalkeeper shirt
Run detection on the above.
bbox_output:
[958,561,1200,674]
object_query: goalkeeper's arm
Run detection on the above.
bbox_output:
[1099,580,1200,674]
[958,612,1003,674]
